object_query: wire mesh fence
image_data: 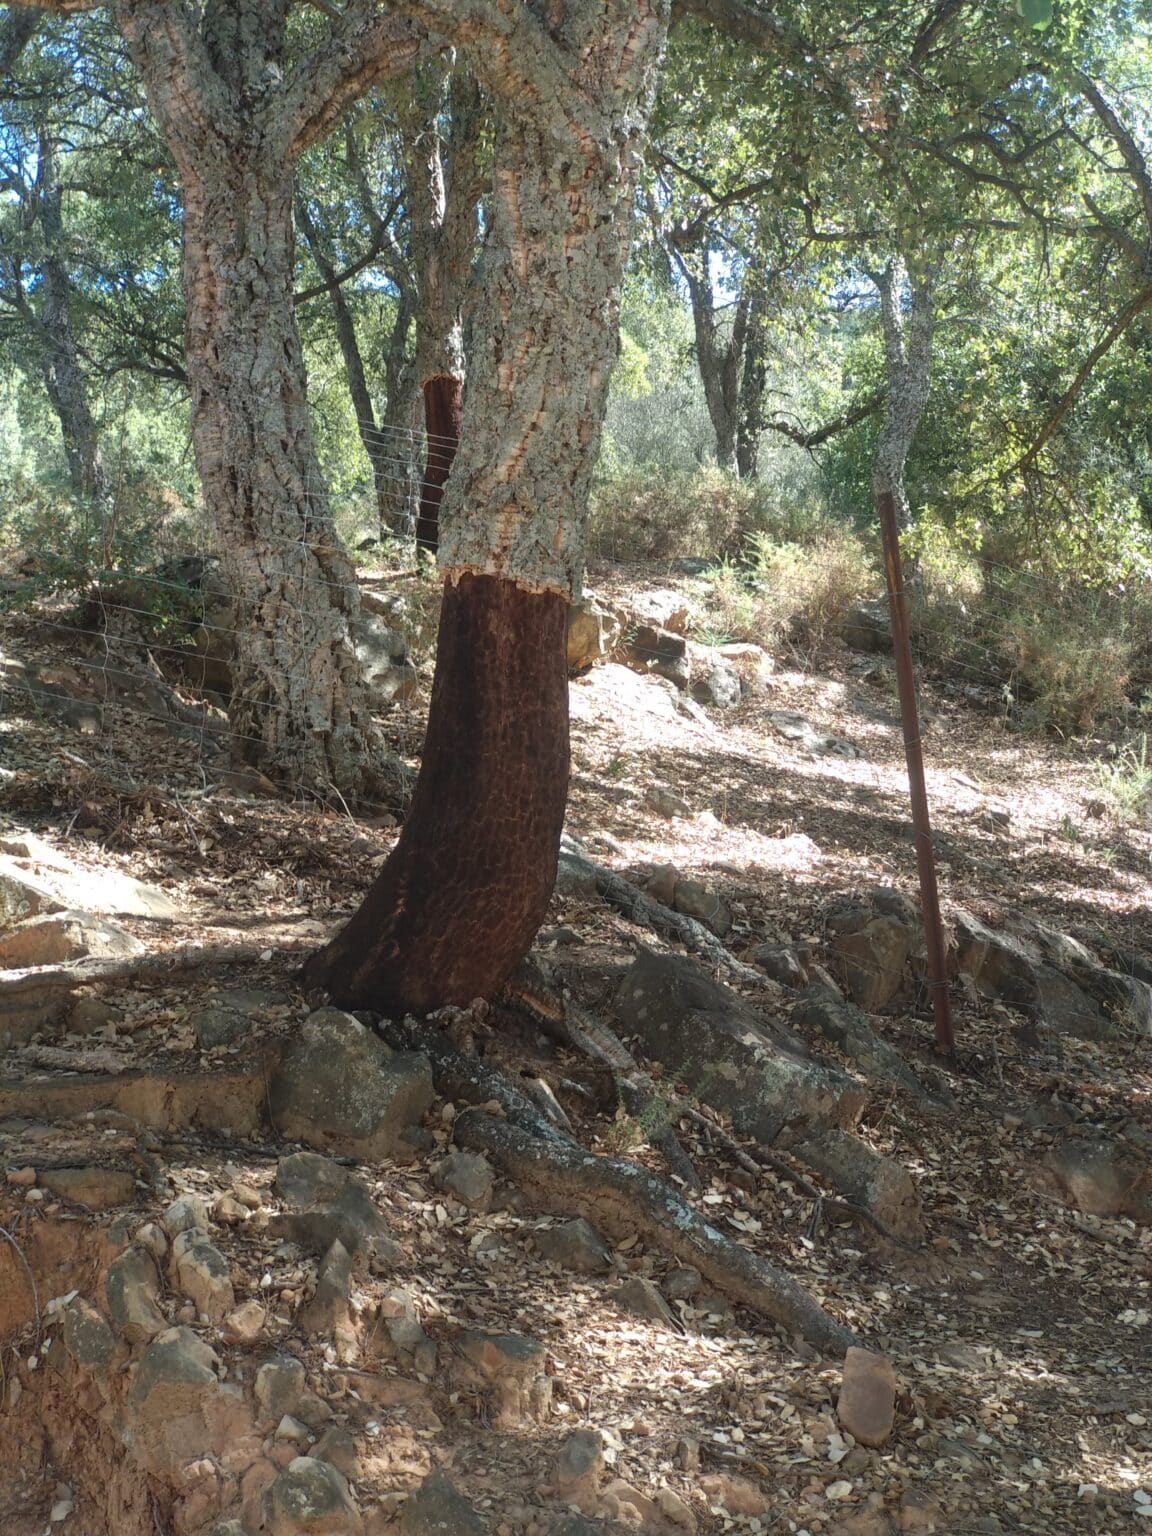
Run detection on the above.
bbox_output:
[3,439,1152,1042]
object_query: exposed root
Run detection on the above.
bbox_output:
[561,842,776,993]
[0,938,315,1000]
[455,1107,856,1355]
[382,1016,857,1355]
[537,998,702,1191]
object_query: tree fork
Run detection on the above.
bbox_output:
[303,571,569,1015]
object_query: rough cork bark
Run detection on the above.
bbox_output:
[111,0,417,804]
[310,2,671,1011]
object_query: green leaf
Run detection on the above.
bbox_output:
[1017,0,1053,29]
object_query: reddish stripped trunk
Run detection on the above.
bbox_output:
[303,572,569,1015]
[414,373,463,554]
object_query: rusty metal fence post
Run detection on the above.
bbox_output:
[875,489,956,1055]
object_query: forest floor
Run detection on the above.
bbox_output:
[0,553,1150,1536]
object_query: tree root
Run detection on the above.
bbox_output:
[382,1016,857,1355]
[561,841,776,993]
[0,939,314,1000]
[455,1107,856,1354]
[536,998,702,1191]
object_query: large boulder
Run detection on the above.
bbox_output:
[616,949,867,1144]
[0,909,145,967]
[127,1327,252,1477]
[268,1009,434,1161]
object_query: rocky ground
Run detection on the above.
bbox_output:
[0,554,1150,1536]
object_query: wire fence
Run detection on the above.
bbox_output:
[2,435,1152,1042]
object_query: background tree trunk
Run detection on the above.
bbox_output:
[399,68,483,554]
[872,257,937,534]
[295,193,396,539]
[33,135,107,505]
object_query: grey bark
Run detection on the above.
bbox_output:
[34,135,108,505]
[108,0,419,802]
[670,235,749,473]
[871,257,937,534]
[294,193,397,536]
[417,1,671,596]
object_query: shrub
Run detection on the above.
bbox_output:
[693,527,874,647]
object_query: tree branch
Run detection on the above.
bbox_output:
[1014,284,1152,474]
[1076,73,1152,243]
[763,392,884,449]
[284,3,423,157]
[292,207,398,306]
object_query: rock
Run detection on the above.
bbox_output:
[828,915,911,1012]
[192,1006,250,1049]
[457,1330,551,1426]
[716,641,775,692]
[656,1486,697,1532]
[256,1358,307,1426]
[567,595,623,672]
[313,1425,359,1480]
[612,1276,681,1331]
[399,1469,486,1536]
[1040,1133,1152,1224]
[171,1229,235,1322]
[135,1222,168,1261]
[671,879,732,939]
[301,1240,353,1337]
[841,603,892,654]
[106,1244,167,1342]
[432,1150,494,1210]
[163,1195,212,1236]
[60,1297,115,1373]
[662,1266,703,1301]
[616,949,867,1146]
[792,997,941,1108]
[0,910,145,967]
[897,1490,945,1532]
[837,1346,897,1447]
[792,1128,924,1246]
[535,1218,613,1274]
[0,834,182,923]
[213,1193,250,1226]
[554,1428,604,1508]
[224,1299,267,1343]
[630,590,693,634]
[645,784,692,819]
[268,1009,434,1161]
[270,1170,399,1267]
[129,1327,249,1477]
[265,1456,363,1536]
[768,711,858,758]
[274,1152,351,1207]
[210,1522,248,1536]
[690,657,742,709]
[67,997,122,1035]
[698,1473,770,1517]
[629,624,691,688]
[750,943,808,988]
[39,1166,135,1210]
[955,911,1113,1040]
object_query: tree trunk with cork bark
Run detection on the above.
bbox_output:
[305,1,672,1013]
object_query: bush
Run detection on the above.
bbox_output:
[694,527,875,647]
[587,466,763,563]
